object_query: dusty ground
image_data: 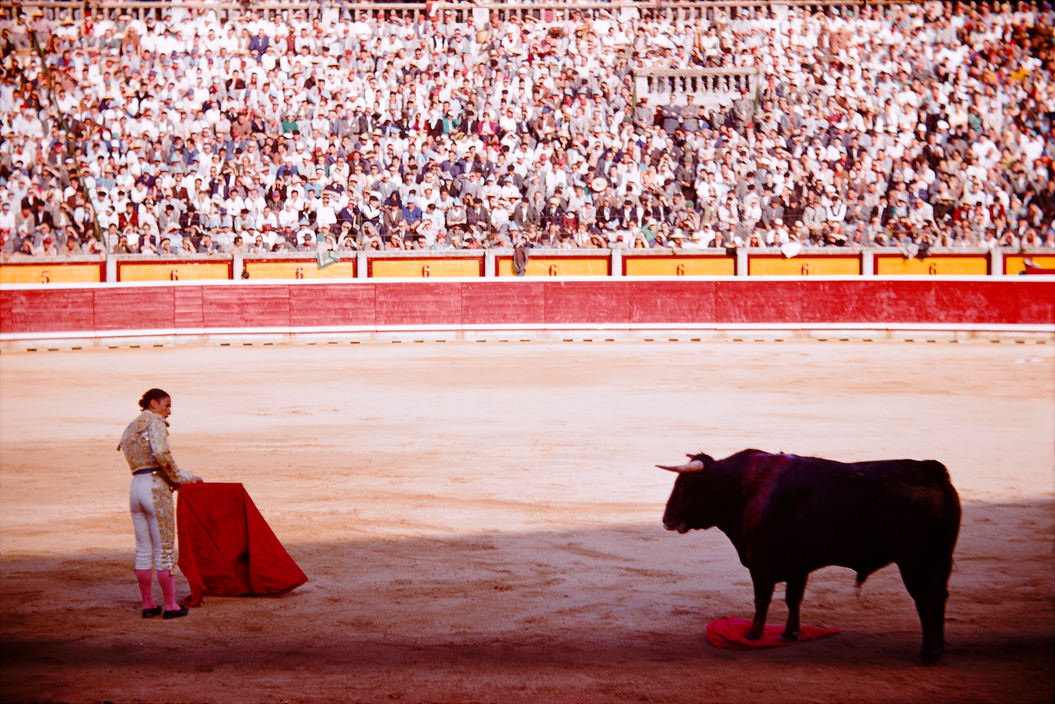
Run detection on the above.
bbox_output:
[0,337,1053,704]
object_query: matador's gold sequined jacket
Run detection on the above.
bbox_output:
[119,410,194,490]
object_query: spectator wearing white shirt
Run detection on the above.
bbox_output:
[314,192,338,234]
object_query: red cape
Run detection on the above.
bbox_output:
[706,616,840,649]
[177,482,308,606]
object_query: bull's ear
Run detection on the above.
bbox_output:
[656,459,705,473]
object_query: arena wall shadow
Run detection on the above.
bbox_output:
[0,501,1052,704]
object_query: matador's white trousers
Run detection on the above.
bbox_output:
[129,473,177,572]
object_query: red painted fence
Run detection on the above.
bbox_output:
[2,279,1053,340]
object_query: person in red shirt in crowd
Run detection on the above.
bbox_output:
[118,201,140,231]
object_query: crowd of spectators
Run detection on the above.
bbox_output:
[2,0,1055,260]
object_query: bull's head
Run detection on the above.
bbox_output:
[658,453,716,533]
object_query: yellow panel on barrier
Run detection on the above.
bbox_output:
[245,260,357,279]
[370,258,482,278]
[875,254,989,276]
[1004,254,1055,275]
[0,262,104,284]
[118,260,231,281]
[496,256,609,276]
[623,256,735,276]
[749,255,861,276]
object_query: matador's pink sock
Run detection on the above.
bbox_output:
[136,569,156,608]
[157,569,179,610]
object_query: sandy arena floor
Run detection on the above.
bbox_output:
[0,337,1053,704]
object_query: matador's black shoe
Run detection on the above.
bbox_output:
[163,606,189,620]
[142,606,163,618]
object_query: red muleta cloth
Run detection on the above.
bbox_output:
[177,482,308,606]
[706,617,840,649]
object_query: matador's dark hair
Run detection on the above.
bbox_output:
[138,388,170,410]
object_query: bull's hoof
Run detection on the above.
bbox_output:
[744,628,763,641]
[918,647,943,665]
[780,629,799,642]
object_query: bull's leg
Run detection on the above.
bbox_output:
[897,560,950,663]
[745,573,774,641]
[782,573,808,642]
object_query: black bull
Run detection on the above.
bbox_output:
[659,449,961,662]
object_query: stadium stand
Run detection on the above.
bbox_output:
[0,0,1053,263]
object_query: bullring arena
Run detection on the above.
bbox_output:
[2,0,1055,701]
[1,278,1054,703]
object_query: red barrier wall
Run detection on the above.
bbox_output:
[2,279,1053,339]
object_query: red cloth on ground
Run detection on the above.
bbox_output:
[705,617,840,649]
[177,482,308,606]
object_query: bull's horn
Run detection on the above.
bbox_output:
[656,459,705,473]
